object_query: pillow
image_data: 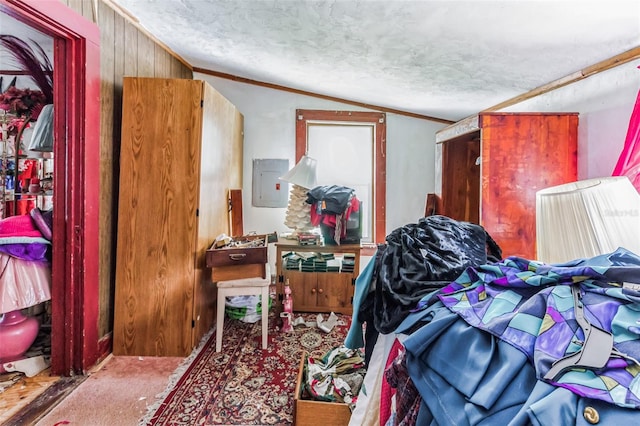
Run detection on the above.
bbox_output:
[30,207,52,241]
[0,214,42,238]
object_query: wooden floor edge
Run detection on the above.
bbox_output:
[3,376,86,426]
[88,353,114,375]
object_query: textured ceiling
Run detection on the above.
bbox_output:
[109,0,640,121]
[6,1,640,122]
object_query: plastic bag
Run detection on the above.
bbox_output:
[225,295,271,323]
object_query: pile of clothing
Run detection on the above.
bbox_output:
[346,215,501,361]
[346,215,640,425]
[306,185,360,245]
[302,345,366,409]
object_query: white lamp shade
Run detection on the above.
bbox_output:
[27,104,54,152]
[280,155,317,189]
[536,176,640,264]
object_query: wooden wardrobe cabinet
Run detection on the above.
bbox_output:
[113,77,243,356]
[435,112,578,260]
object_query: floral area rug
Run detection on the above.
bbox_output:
[140,312,351,426]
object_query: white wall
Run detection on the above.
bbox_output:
[501,60,640,179]
[196,73,446,239]
[197,60,640,240]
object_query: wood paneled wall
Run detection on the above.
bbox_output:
[60,0,193,338]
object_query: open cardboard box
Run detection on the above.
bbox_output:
[293,351,351,426]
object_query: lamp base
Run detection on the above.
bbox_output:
[0,310,40,373]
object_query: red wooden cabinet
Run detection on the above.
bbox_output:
[435,112,578,260]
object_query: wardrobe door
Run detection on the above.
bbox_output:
[480,113,578,259]
[436,113,578,260]
[114,78,202,356]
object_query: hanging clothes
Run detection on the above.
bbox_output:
[613,87,640,192]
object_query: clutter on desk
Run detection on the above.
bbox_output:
[212,231,277,250]
[281,251,348,273]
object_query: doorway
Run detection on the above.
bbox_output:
[0,0,101,377]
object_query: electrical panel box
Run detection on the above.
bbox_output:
[252,159,289,207]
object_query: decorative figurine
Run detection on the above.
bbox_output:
[280,278,293,332]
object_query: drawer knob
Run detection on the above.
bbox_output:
[318,288,324,294]
[229,253,247,261]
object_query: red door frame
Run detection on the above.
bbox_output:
[0,0,101,375]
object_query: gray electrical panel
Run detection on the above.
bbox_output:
[252,159,290,207]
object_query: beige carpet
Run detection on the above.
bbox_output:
[34,355,183,426]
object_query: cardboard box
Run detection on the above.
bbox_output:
[206,234,269,281]
[293,352,351,426]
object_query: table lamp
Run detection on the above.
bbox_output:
[0,253,51,372]
[280,155,317,233]
[536,176,640,264]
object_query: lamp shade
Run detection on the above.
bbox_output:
[280,155,317,189]
[536,176,640,264]
[27,104,54,152]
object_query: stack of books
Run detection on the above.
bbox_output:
[297,232,321,246]
[320,253,335,261]
[341,254,356,273]
[284,256,301,271]
[282,251,303,270]
[314,258,327,272]
[327,258,341,272]
[301,257,316,272]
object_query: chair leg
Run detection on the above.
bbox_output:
[261,286,269,349]
[216,290,225,352]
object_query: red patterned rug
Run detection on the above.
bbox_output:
[140,312,351,425]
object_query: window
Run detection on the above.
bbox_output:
[295,110,386,243]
